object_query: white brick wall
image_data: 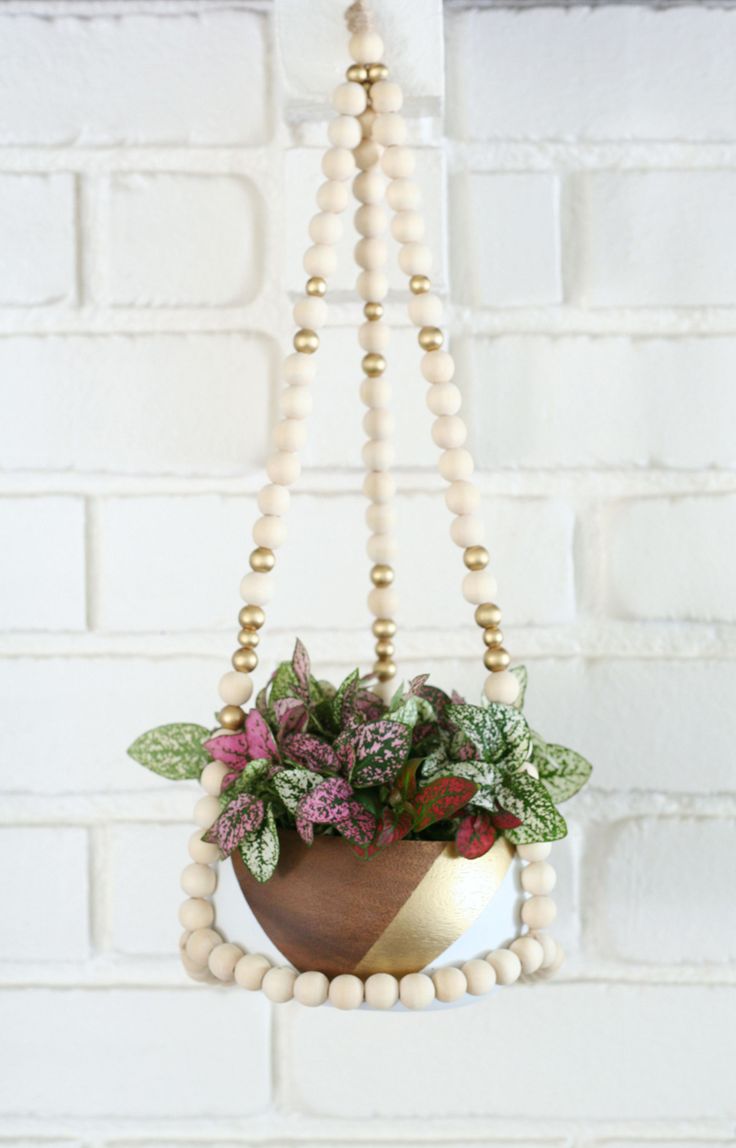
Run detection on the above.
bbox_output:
[1,1,734,1145]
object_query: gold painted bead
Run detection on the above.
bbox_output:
[375,638,395,659]
[237,628,260,648]
[346,63,368,83]
[364,301,383,321]
[219,705,245,731]
[362,352,386,376]
[367,62,389,83]
[409,275,431,294]
[370,563,394,587]
[250,547,275,573]
[373,618,397,639]
[239,605,265,629]
[475,602,502,628]
[232,647,258,673]
[294,328,319,354]
[484,647,511,672]
[374,658,397,681]
[306,276,327,297]
[483,626,504,648]
[418,326,444,352]
[464,545,489,571]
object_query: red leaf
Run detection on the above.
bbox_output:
[411,776,477,833]
[491,808,523,830]
[456,811,496,859]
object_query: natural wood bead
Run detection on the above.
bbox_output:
[355,236,387,270]
[372,618,396,638]
[462,958,496,996]
[399,972,435,1010]
[364,972,399,1009]
[450,514,485,548]
[354,139,381,171]
[530,930,560,969]
[363,408,394,439]
[249,547,275,573]
[359,320,390,352]
[208,942,244,982]
[305,275,327,296]
[262,966,298,1003]
[463,571,498,605]
[218,670,253,706]
[426,382,461,416]
[370,79,403,112]
[518,842,552,862]
[464,545,489,571]
[484,646,511,672]
[280,385,313,420]
[408,291,442,326]
[327,114,362,149]
[381,145,415,179]
[188,829,220,865]
[509,936,545,975]
[432,415,467,449]
[386,179,420,212]
[368,586,398,616]
[374,658,397,681]
[238,627,260,648]
[317,179,349,213]
[355,204,387,238]
[253,515,286,550]
[193,796,221,829]
[293,295,328,330]
[536,941,565,978]
[399,243,432,276]
[239,572,274,606]
[362,352,386,376]
[353,169,386,204]
[375,638,394,658]
[293,328,319,354]
[218,704,245,731]
[366,503,396,533]
[283,351,317,385]
[239,604,265,629]
[294,970,330,1007]
[321,147,354,181]
[432,965,468,1003]
[392,209,425,244]
[346,63,368,83]
[234,953,271,990]
[308,211,343,246]
[266,451,301,486]
[421,349,455,383]
[232,647,258,673]
[363,471,395,502]
[445,480,480,515]
[439,447,474,481]
[364,301,383,320]
[360,376,391,408]
[418,325,444,351]
[483,626,504,647]
[370,563,394,587]
[178,897,215,931]
[521,895,558,929]
[475,602,502,627]
[258,484,291,519]
[357,270,389,300]
[372,112,407,147]
[486,948,522,986]
[199,760,229,796]
[304,244,338,277]
[483,670,520,705]
[366,62,389,83]
[349,29,384,63]
[273,419,307,453]
[181,947,217,983]
[329,973,365,1010]
[409,273,431,294]
[357,106,376,133]
[181,863,217,899]
[367,533,397,562]
[362,440,394,470]
[186,927,222,966]
[522,861,557,895]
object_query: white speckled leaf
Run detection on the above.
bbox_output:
[497,769,567,844]
[533,736,593,803]
[273,768,320,814]
[238,805,280,883]
[127,723,211,780]
[447,703,531,766]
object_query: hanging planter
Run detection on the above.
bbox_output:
[127,1,592,1010]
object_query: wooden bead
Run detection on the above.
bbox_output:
[329,973,365,1010]
[193,796,221,829]
[450,514,485,548]
[484,646,511,672]
[521,895,558,929]
[273,419,307,452]
[375,638,394,658]
[366,503,396,533]
[253,515,286,551]
[218,704,245,731]
[178,897,215,931]
[294,970,330,1007]
[362,440,394,470]
[408,291,442,326]
[218,670,253,706]
[421,350,455,383]
[432,415,467,449]
[248,549,275,577]
[208,942,244,982]
[355,206,387,240]
[280,385,313,421]
[368,586,398,617]
[462,571,498,605]
[463,545,489,571]
[239,604,265,629]
[363,472,395,502]
[392,209,425,244]
[370,79,403,112]
[475,602,501,627]
[321,147,354,181]
[439,447,474,481]
[363,408,394,439]
[372,112,407,147]
[348,29,384,63]
[359,320,390,352]
[332,80,367,115]
[304,243,338,277]
[409,273,431,294]
[232,647,258,673]
[367,534,397,562]
[399,972,435,1010]
[483,670,520,705]
[346,63,368,83]
[266,451,300,486]
[188,830,220,866]
[530,930,559,969]
[445,480,480,515]
[262,966,298,1003]
[418,326,444,351]
[462,958,496,996]
[234,953,271,990]
[364,301,383,320]
[536,941,565,978]
[283,352,316,387]
[432,965,468,1003]
[355,236,387,271]
[240,572,274,607]
[357,270,389,300]
[293,328,319,354]
[316,178,349,212]
[328,114,362,149]
[364,972,399,1009]
[353,169,386,204]
[186,926,222,966]
[372,618,396,638]
[354,139,381,171]
[387,178,421,212]
[426,382,461,416]
[305,275,327,297]
[293,295,328,329]
[360,376,391,408]
[509,936,545,975]
[308,211,343,246]
[199,760,229,796]
[483,626,503,647]
[486,948,522,986]
[370,563,394,586]
[523,863,555,895]
[399,243,432,276]
[362,352,386,376]
[381,145,415,179]
[238,628,260,648]
[517,842,552,862]
[374,658,396,681]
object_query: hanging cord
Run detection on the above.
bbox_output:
[345,1,375,34]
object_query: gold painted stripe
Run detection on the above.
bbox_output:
[353,838,514,978]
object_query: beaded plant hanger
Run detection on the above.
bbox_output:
[128,1,592,1010]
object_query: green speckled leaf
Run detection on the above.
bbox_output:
[497,769,567,844]
[270,661,299,705]
[238,805,280,883]
[511,665,528,709]
[532,736,592,803]
[273,768,320,814]
[447,703,531,767]
[127,723,211,780]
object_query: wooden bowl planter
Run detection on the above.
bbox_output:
[233,829,514,977]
